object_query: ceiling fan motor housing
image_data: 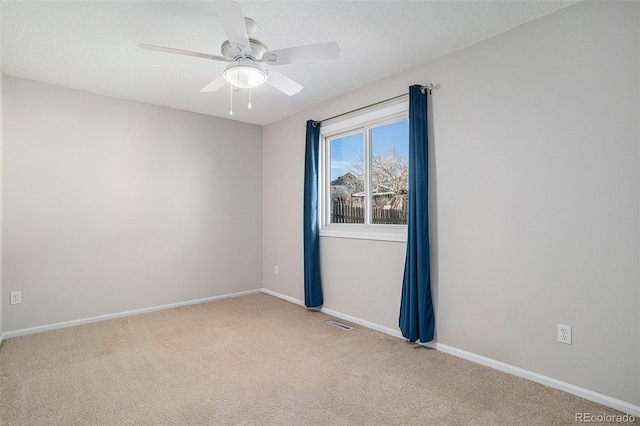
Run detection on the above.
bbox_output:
[221,38,268,61]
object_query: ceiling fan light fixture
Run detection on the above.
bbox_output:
[223,61,267,89]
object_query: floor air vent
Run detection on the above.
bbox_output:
[326,320,354,331]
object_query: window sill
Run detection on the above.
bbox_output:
[320,228,407,243]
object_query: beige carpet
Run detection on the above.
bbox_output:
[0,293,634,425]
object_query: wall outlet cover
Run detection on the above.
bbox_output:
[10,291,22,305]
[558,324,572,345]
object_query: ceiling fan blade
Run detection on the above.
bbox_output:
[265,69,303,96]
[200,75,228,92]
[260,42,340,66]
[139,44,231,62]
[213,1,251,56]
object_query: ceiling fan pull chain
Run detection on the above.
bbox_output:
[229,84,234,116]
[248,88,252,110]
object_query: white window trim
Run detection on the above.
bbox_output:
[319,100,409,243]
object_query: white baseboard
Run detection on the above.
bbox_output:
[261,288,305,307]
[262,289,640,418]
[320,306,405,339]
[1,289,262,340]
[259,289,402,340]
[428,342,640,417]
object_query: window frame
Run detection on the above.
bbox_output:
[319,101,409,242]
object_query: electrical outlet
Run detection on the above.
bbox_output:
[274,265,279,275]
[558,324,571,345]
[10,291,22,305]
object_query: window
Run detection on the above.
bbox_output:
[320,102,409,242]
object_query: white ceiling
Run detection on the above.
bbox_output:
[1,1,576,126]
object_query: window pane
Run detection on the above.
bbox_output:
[330,133,364,223]
[371,120,409,225]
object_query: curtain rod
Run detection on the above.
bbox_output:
[312,84,433,127]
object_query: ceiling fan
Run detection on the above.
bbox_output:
[140,1,340,97]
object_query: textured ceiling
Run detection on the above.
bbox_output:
[1,1,576,126]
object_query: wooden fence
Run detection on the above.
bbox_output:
[331,202,364,223]
[331,201,407,225]
[372,206,407,225]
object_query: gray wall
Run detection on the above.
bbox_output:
[263,1,639,406]
[3,76,263,331]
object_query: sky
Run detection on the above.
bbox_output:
[330,120,409,181]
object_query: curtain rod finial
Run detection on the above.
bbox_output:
[421,83,434,95]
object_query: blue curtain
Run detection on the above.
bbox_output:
[303,120,323,308]
[399,85,434,343]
